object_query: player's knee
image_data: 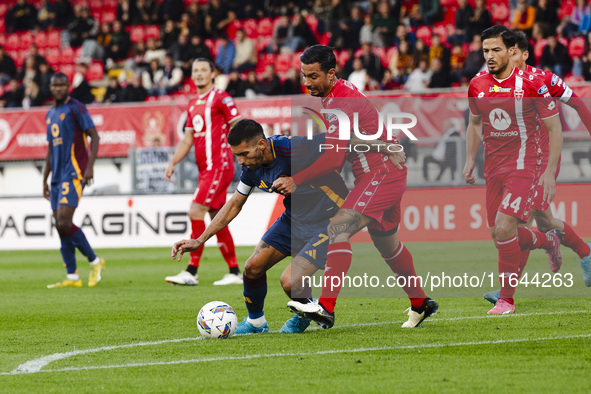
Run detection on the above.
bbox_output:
[327,222,351,243]
[280,272,292,293]
[55,219,72,235]
[244,260,265,279]
[494,223,514,241]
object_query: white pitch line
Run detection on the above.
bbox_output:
[4,309,589,376]
[4,334,591,376]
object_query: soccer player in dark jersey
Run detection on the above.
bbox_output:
[482,31,591,303]
[172,119,350,334]
[277,45,437,329]
[43,72,105,288]
[164,58,242,287]
[463,26,563,314]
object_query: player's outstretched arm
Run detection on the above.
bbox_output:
[463,113,482,185]
[349,134,406,170]
[565,95,591,136]
[539,114,563,203]
[171,191,248,261]
[42,146,51,200]
[165,128,194,182]
[84,127,99,186]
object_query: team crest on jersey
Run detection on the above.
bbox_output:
[46,118,51,124]
[222,97,233,105]
[551,74,559,86]
[59,113,66,121]
[514,88,524,101]
[538,85,549,94]
[489,85,511,93]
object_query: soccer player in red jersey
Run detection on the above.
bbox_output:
[482,32,591,303]
[280,45,438,329]
[463,26,564,314]
[164,58,242,286]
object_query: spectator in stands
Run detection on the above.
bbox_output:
[25,45,47,70]
[217,10,240,40]
[154,55,183,94]
[331,6,364,50]
[411,0,441,27]
[256,64,281,96]
[17,56,38,89]
[359,42,384,81]
[582,50,591,81]
[405,58,432,92]
[70,62,94,104]
[167,33,191,64]
[205,0,226,38]
[65,6,98,48]
[448,0,473,45]
[142,58,162,95]
[244,70,258,98]
[467,0,491,41]
[511,0,536,36]
[364,72,380,92]
[82,22,111,61]
[129,41,147,69]
[372,1,398,47]
[540,35,572,77]
[37,0,56,30]
[428,57,452,88]
[213,64,229,91]
[380,68,400,90]
[215,34,236,74]
[289,12,318,52]
[462,34,485,79]
[6,0,37,33]
[34,61,54,102]
[121,73,147,102]
[161,19,180,50]
[54,0,75,29]
[22,80,44,108]
[145,37,166,64]
[348,58,368,92]
[226,70,246,98]
[394,25,417,50]
[282,67,302,95]
[186,3,206,38]
[450,43,466,82]
[341,48,355,79]
[136,0,158,25]
[178,12,196,37]
[580,7,591,35]
[0,79,24,108]
[429,34,450,72]
[103,76,122,103]
[0,46,17,85]
[268,15,290,54]
[233,29,257,73]
[359,14,374,48]
[535,0,559,32]
[389,40,414,84]
[117,0,138,27]
[422,120,460,181]
[563,0,590,37]
[107,20,132,63]
[157,0,184,24]
[413,38,430,66]
[187,35,212,62]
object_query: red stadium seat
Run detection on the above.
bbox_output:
[0,19,5,34]
[275,52,291,72]
[60,64,75,81]
[87,62,104,81]
[491,2,510,23]
[569,36,585,58]
[243,19,258,39]
[5,34,19,50]
[558,0,575,20]
[337,50,351,67]
[256,53,276,72]
[34,31,48,48]
[103,0,117,8]
[255,35,273,53]
[305,14,319,35]
[416,26,432,46]
[130,26,146,43]
[318,32,331,46]
[103,11,116,23]
[20,32,33,50]
[374,47,388,67]
[0,35,5,47]
[48,31,61,47]
[0,4,7,17]
[145,25,160,39]
[533,38,548,64]
[61,46,75,64]
[14,50,27,68]
[432,24,448,43]
[292,51,302,70]
[257,18,273,36]
[386,46,397,64]
[46,48,60,66]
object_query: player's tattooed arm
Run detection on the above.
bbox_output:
[171,191,248,261]
[327,209,371,243]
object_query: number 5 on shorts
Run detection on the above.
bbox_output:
[61,182,70,195]
[501,192,521,213]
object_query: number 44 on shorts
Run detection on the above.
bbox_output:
[501,193,521,213]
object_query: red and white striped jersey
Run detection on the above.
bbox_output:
[468,67,559,179]
[185,87,241,172]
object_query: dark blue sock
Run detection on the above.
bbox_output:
[243,274,267,319]
[60,235,77,274]
[70,225,96,261]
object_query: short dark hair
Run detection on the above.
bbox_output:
[300,45,336,73]
[50,72,69,84]
[481,25,517,48]
[228,119,266,146]
[514,31,529,52]
[194,57,215,72]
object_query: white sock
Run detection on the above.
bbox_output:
[90,257,101,265]
[67,273,80,281]
[247,316,266,327]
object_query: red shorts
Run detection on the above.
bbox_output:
[341,170,406,233]
[485,171,537,228]
[192,168,234,210]
[531,161,560,212]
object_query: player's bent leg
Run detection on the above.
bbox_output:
[209,208,240,282]
[235,241,285,335]
[493,213,521,311]
[279,257,317,333]
[52,206,81,286]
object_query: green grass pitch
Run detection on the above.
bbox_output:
[1,241,590,392]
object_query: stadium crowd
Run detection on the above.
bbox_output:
[1,0,591,108]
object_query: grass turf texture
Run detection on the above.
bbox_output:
[1,241,590,392]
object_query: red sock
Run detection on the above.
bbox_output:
[516,227,549,250]
[319,242,353,313]
[497,235,521,300]
[383,243,426,309]
[517,250,530,278]
[216,226,238,268]
[562,222,591,259]
[189,220,206,267]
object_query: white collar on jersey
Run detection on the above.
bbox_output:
[492,66,516,83]
[198,86,215,99]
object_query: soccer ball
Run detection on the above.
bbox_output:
[196,301,238,339]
